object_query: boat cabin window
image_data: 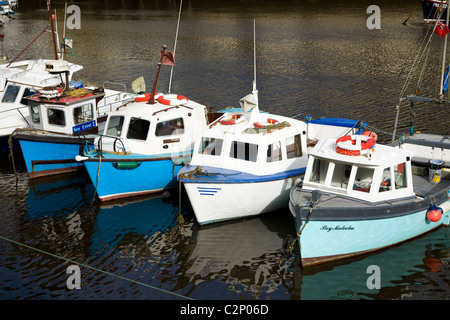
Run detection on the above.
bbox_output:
[229,141,258,162]
[199,137,223,156]
[47,108,66,127]
[379,163,407,192]
[394,163,407,190]
[31,105,40,124]
[1,84,20,103]
[286,134,302,159]
[20,87,38,105]
[126,117,150,140]
[267,141,282,162]
[106,116,124,137]
[73,103,94,125]
[308,158,329,184]
[353,167,374,193]
[330,162,352,189]
[155,117,184,136]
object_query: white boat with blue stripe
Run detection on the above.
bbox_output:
[178,86,367,225]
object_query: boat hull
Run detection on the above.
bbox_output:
[289,197,450,267]
[83,155,186,202]
[184,175,300,225]
[17,133,92,179]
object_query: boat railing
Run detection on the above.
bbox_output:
[102,80,127,93]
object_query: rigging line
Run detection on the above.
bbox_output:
[168,0,183,93]
[399,12,443,99]
[0,234,194,300]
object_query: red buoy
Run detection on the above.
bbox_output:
[426,205,442,222]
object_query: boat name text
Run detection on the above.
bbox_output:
[321,225,355,232]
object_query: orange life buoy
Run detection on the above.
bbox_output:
[253,118,279,128]
[335,134,376,156]
[38,86,63,99]
[135,92,162,102]
[157,94,188,106]
[362,130,378,142]
[220,114,245,125]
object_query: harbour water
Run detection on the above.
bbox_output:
[1,0,449,302]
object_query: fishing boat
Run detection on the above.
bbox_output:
[0,1,15,16]
[289,4,450,268]
[178,99,367,225]
[75,44,212,202]
[422,0,448,23]
[12,83,107,179]
[289,135,450,267]
[0,59,83,152]
[177,21,367,226]
[77,91,209,202]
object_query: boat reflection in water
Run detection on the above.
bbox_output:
[19,172,450,300]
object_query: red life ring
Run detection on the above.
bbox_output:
[135,92,162,102]
[38,86,63,99]
[253,118,279,128]
[362,130,378,142]
[220,114,245,125]
[157,94,188,106]
[335,134,376,156]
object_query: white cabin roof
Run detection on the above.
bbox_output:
[310,138,414,166]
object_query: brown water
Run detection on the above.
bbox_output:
[1,0,449,303]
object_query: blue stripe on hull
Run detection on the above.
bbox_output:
[84,159,182,201]
[19,140,83,177]
[298,207,450,266]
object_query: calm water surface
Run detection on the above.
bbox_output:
[1,0,449,301]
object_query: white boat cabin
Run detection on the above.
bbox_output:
[303,138,415,203]
[94,95,209,157]
[23,87,105,135]
[190,111,309,176]
[0,59,83,136]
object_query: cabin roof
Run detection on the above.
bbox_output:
[205,111,306,142]
[311,138,414,166]
[24,88,105,106]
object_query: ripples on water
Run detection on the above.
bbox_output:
[1,0,450,301]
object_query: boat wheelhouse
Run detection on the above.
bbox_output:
[289,137,450,267]
[13,86,106,178]
[78,93,210,202]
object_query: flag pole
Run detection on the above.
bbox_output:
[148,45,167,104]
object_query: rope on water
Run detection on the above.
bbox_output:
[0,234,194,300]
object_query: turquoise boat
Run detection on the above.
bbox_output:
[289,135,450,268]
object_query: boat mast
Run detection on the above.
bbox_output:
[439,0,450,100]
[252,19,258,108]
[168,0,182,93]
[48,0,58,60]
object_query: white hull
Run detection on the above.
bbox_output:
[184,176,300,225]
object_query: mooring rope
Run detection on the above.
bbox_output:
[0,234,193,300]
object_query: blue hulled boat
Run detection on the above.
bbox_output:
[77,92,210,202]
[13,85,107,178]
